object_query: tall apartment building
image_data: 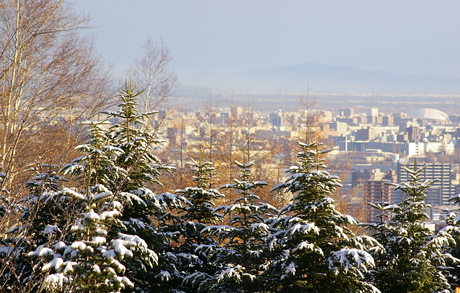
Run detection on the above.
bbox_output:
[329,121,347,136]
[356,127,376,141]
[364,180,392,223]
[397,162,455,205]
[407,126,421,142]
[368,107,379,118]
[382,115,394,127]
[269,110,284,127]
[221,112,230,124]
[339,108,354,118]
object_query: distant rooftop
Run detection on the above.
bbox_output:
[407,108,448,120]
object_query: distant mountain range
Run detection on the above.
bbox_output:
[180,63,460,95]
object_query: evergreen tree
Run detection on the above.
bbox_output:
[27,117,157,292]
[103,80,169,191]
[267,141,379,293]
[61,120,123,191]
[365,162,456,293]
[18,82,169,292]
[29,185,155,292]
[100,81,186,292]
[177,157,225,292]
[178,157,224,224]
[0,164,73,292]
[203,160,277,292]
[442,201,460,289]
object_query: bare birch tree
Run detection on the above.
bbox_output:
[130,38,177,119]
[0,0,113,194]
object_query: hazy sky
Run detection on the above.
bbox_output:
[75,0,460,80]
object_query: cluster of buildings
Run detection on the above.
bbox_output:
[151,105,460,225]
[326,107,460,225]
[330,107,457,157]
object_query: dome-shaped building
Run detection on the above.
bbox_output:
[407,108,448,120]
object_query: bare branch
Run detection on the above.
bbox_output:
[129,38,177,120]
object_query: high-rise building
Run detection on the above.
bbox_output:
[397,162,455,205]
[399,122,408,133]
[397,133,408,142]
[364,180,392,223]
[356,127,376,141]
[221,112,230,124]
[368,107,379,118]
[235,107,244,117]
[382,116,394,127]
[449,114,460,123]
[407,126,420,142]
[339,108,354,118]
[329,121,347,136]
[269,111,283,127]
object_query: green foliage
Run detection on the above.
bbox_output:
[443,207,460,289]
[178,157,224,224]
[203,160,277,293]
[24,109,159,292]
[104,80,171,192]
[20,82,170,293]
[177,157,225,292]
[61,120,124,192]
[267,141,379,293]
[365,162,456,293]
[29,185,138,293]
[0,164,73,292]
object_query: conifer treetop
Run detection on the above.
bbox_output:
[265,139,380,293]
[365,160,456,292]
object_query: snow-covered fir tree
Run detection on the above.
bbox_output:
[0,164,72,292]
[100,81,188,292]
[442,196,460,289]
[365,161,457,293]
[203,160,277,293]
[61,119,121,190]
[29,185,155,292]
[21,82,171,292]
[177,157,224,224]
[26,117,157,292]
[177,157,225,292]
[267,141,380,293]
[103,80,170,191]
